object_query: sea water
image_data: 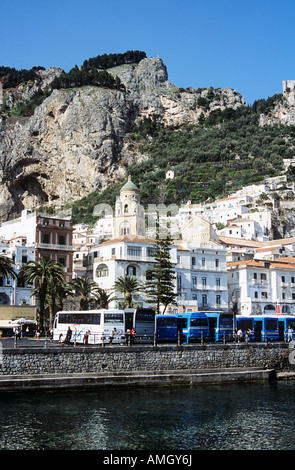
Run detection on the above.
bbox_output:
[0,380,294,450]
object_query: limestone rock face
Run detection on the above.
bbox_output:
[0,57,245,218]
[259,80,295,126]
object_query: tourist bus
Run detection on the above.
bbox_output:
[53,309,125,344]
[155,312,210,344]
[124,308,156,342]
[277,315,295,341]
[235,315,280,342]
[206,311,234,342]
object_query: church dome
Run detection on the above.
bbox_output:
[120,176,139,192]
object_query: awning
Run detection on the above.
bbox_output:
[11,318,36,325]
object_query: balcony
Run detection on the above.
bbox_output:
[35,243,74,252]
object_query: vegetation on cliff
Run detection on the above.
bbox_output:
[128,104,295,207]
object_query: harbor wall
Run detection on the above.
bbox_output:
[1,342,293,376]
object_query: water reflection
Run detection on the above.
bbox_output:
[0,381,295,450]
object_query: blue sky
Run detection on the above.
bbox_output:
[1,0,295,104]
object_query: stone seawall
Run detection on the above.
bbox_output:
[1,343,293,379]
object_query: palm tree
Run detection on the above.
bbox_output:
[0,255,17,281]
[71,276,98,310]
[22,257,65,331]
[93,287,117,309]
[114,275,142,308]
[47,278,72,329]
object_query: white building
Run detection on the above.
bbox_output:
[86,178,229,312]
[0,237,35,306]
[226,236,295,316]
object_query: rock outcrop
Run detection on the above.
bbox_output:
[259,80,295,126]
[0,57,245,219]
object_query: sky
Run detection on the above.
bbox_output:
[1,0,295,104]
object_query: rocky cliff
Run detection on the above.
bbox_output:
[0,57,246,219]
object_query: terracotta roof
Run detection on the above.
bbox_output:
[98,234,157,246]
[218,236,263,248]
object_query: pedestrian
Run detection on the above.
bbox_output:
[83,329,90,345]
[125,329,131,346]
[288,325,293,342]
[65,327,72,345]
[130,328,136,344]
[246,328,252,343]
[109,328,117,345]
[237,328,243,343]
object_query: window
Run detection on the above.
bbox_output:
[261,292,268,299]
[177,275,182,289]
[96,264,109,277]
[215,259,219,268]
[192,276,197,286]
[127,265,136,276]
[202,277,207,287]
[261,273,267,280]
[42,234,49,244]
[127,246,142,257]
[202,294,207,306]
[192,257,196,266]
[216,295,221,305]
[59,235,65,245]
[147,247,157,257]
[216,278,220,287]
[202,257,206,267]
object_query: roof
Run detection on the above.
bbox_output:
[97,234,157,246]
[120,176,139,192]
[218,236,263,248]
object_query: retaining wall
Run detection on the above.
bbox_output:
[1,343,293,376]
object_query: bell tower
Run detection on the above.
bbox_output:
[114,176,145,238]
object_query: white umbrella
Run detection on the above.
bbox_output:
[11,318,36,324]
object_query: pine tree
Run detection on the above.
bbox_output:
[145,229,177,314]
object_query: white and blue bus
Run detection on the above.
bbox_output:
[124,308,156,342]
[53,309,125,344]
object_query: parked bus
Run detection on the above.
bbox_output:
[235,315,280,342]
[124,308,156,342]
[206,311,234,342]
[155,312,210,344]
[277,315,295,341]
[53,309,125,344]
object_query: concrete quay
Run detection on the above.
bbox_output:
[0,338,294,392]
[0,367,277,393]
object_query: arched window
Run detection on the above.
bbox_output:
[120,222,130,236]
[127,265,137,276]
[96,264,109,277]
